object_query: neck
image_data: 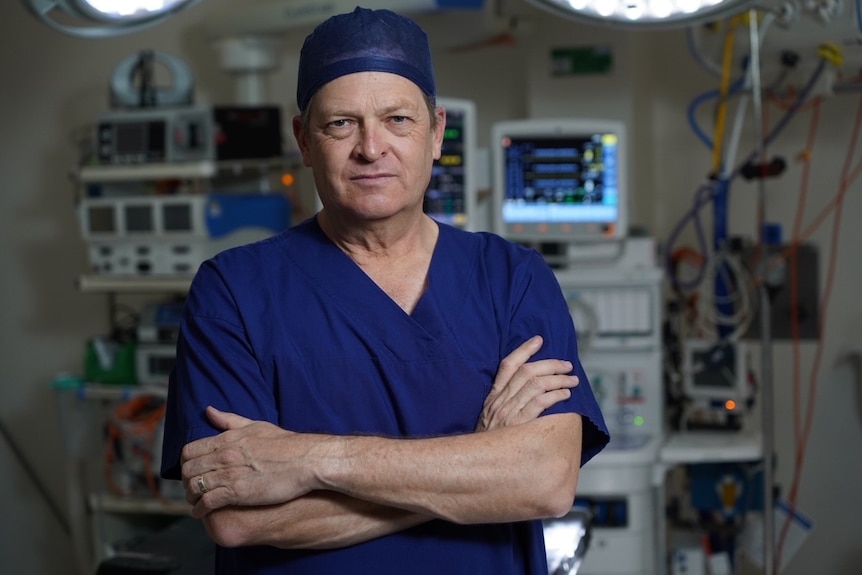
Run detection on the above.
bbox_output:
[316,211,439,314]
[318,210,437,263]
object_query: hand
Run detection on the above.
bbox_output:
[181,407,326,518]
[476,336,579,432]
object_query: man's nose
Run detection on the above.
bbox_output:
[355,123,388,161]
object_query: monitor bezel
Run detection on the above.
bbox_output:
[682,339,748,405]
[491,118,628,243]
[425,97,478,231]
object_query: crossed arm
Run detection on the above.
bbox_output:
[180,336,583,549]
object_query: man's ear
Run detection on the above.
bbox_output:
[433,106,446,160]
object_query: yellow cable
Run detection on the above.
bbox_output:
[817,42,843,68]
[711,14,746,174]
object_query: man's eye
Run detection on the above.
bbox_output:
[329,119,351,128]
[390,116,409,124]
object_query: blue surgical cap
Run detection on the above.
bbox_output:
[296,7,436,112]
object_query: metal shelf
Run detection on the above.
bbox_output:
[54,380,169,400]
[77,161,218,183]
[89,493,190,516]
[660,430,763,464]
[76,274,192,293]
[77,156,299,183]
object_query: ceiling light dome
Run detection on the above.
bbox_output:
[525,0,755,28]
[22,0,201,37]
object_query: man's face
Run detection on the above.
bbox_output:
[293,72,445,223]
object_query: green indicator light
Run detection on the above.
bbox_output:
[443,128,460,140]
[634,416,645,427]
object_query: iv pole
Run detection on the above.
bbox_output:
[747,10,776,575]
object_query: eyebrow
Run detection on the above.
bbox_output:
[322,102,419,119]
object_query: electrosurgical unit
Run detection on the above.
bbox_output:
[78,193,290,276]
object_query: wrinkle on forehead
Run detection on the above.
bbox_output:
[311,72,429,122]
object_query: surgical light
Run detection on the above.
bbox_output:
[81,0,188,19]
[22,0,201,37]
[624,0,646,20]
[524,0,756,28]
[650,0,674,19]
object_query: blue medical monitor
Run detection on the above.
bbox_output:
[424,97,477,230]
[492,118,627,242]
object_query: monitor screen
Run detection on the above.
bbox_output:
[162,204,192,232]
[682,339,748,406]
[492,119,627,242]
[115,122,148,155]
[125,205,154,233]
[424,98,476,230]
[87,205,117,234]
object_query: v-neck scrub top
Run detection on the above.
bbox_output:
[162,217,609,575]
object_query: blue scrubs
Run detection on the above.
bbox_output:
[162,217,609,575]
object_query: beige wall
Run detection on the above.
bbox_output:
[1,1,860,574]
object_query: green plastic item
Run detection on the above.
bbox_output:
[83,338,137,386]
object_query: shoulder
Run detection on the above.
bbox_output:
[434,225,558,303]
[186,218,318,304]
[438,224,544,270]
[201,218,317,275]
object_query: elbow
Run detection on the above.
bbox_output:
[202,508,255,548]
[541,459,580,519]
[201,506,326,550]
[535,414,583,519]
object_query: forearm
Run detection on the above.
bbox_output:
[316,413,582,524]
[203,491,431,549]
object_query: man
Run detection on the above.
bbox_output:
[161,7,609,574]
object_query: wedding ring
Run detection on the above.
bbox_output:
[197,475,209,494]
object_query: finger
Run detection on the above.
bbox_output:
[509,374,579,410]
[479,373,578,431]
[192,500,209,519]
[191,491,221,519]
[510,388,573,426]
[185,474,211,507]
[191,484,237,519]
[480,358,573,431]
[189,476,233,517]
[510,374,580,409]
[491,358,574,408]
[180,411,251,465]
[181,434,218,465]
[186,486,201,507]
[206,406,255,431]
[185,471,210,500]
[491,336,543,396]
[186,470,233,515]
